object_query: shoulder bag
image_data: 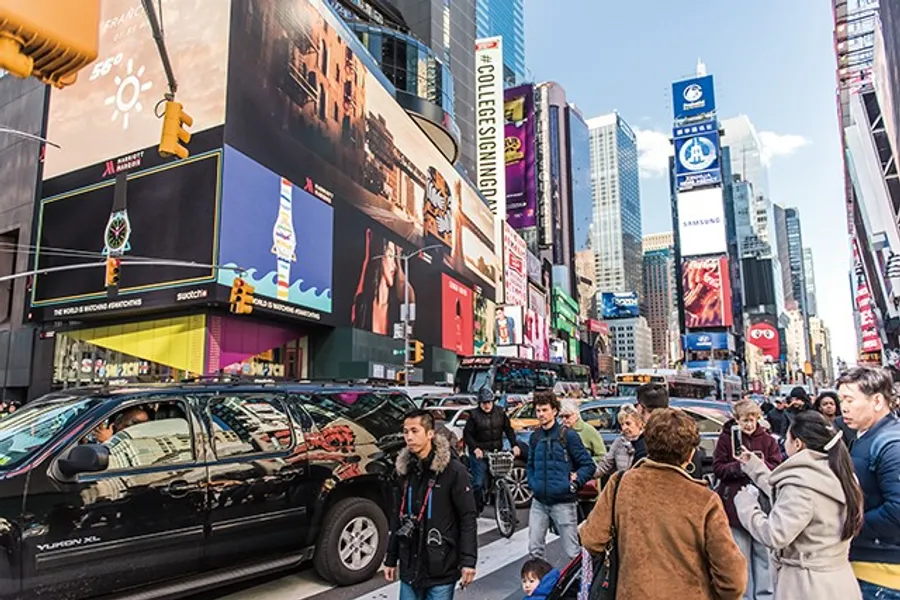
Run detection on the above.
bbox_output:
[588,471,623,600]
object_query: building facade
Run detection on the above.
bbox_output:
[784,207,807,311]
[587,113,642,302]
[574,249,595,321]
[803,247,818,316]
[603,316,653,372]
[474,0,525,85]
[642,232,675,367]
[809,315,834,384]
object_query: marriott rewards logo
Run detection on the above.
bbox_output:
[102,151,145,177]
[474,38,505,220]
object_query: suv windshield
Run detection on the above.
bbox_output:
[0,396,101,468]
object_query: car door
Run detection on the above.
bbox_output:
[202,390,307,571]
[20,395,207,599]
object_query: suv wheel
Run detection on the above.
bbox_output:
[507,462,532,508]
[314,497,388,586]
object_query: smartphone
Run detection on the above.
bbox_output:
[731,425,743,459]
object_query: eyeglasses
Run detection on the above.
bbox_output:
[560,413,575,418]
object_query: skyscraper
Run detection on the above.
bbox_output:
[475,0,525,85]
[721,115,770,202]
[773,204,793,308]
[392,0,478,175]
[587,113,643,301]
[784,207,807,311]
[803,247,817,317]
[643,232,676,367]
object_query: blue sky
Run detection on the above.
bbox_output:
[524,0,856,363]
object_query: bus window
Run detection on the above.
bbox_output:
[454,367,493,394]
[495,360,535,394]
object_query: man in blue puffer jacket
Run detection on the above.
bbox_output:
[526,390,596,561]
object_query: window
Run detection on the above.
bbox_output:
[0,395,102,468]
[208,394,293,458]
[104,399,195,470]
[298,391,414,442]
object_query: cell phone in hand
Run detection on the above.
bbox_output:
[731,425,743,459]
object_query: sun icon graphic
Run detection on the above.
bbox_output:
[104,59,154,130]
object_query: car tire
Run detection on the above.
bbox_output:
[507,461,533,509]
[314,497,388,586]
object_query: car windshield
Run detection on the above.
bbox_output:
[0,396,101,469]
[454,368,492,394]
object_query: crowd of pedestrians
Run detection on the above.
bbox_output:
[381,365,900,600]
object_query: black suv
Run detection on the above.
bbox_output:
[0,382,413,599]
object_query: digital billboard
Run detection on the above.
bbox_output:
[31,152,221,321]
[225,0,497,298]
[677,188,727,257]
[473,287,496,356]
[600,292,640,319]
[504,85,537,229]
[673,121,722,191]
[217,146,333,319]
[43,0,231,179]
[672,75,716,120]
[747,317,780,362]
[524,309,549,361]
[442,274,474,356]
[503,222,528,308]
[474,37,506,229]
[495,305,523,346]
[682,256,733,329]
[683,332,730,351]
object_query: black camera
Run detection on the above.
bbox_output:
[395,516,417,539]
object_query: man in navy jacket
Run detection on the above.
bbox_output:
[526,390,595,562]
[839,366,900,598]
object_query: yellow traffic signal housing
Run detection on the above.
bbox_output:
[0,0,100,88]
[159,101,193,159]
[229,278,254,315]
[105,257,121,287]
[410,340,424,365]
[240,283,255,314]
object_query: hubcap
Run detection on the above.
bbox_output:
[507,466,532,505]
[339,516,379,571]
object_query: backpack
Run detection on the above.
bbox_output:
[529,425,572,466]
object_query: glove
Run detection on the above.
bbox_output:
[733,485,760,513]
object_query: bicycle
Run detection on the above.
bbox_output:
[483,450,517,538]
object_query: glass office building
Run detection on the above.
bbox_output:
[475,0,526,85]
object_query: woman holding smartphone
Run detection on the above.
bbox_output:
[713,400,782,600]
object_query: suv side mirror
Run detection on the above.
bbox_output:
[58,444,109,478]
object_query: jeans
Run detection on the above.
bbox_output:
[399,582,456,600]
[469,456,488,498]
[860,580,900,599]
[731,526,773,600]
[528,499,580,560]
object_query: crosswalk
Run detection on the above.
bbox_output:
[213,515,557,600]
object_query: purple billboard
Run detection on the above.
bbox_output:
[504,85,537,229]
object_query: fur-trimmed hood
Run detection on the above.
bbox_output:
[396,433,451,477]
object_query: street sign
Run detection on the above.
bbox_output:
[393,323,405,340]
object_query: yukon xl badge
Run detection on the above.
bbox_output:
[37,536,101,552]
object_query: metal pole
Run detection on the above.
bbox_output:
[140,0,178,97]
[0,127,60,148]
[403,254,410,388]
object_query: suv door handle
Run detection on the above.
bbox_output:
[164,479,191,498]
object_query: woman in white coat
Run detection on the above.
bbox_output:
[734,411,864,600]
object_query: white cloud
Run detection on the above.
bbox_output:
[758,131,811,165]
[633,128,672,178]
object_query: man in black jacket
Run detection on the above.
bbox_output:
[462,387,520,512]
[385,410,477,599]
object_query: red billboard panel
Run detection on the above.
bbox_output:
[442,274,474,355]
[682,256,733,329]
[747,318,780,362]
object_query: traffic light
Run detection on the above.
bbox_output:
[0,0,100,87]
[104,257,121,288]
[159,101,193,159]
[409,340,424,365]
[229,277,254,315]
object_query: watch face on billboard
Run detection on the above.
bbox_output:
[677,188,727,257]
[43,0,231,180]
[682,256,733,329]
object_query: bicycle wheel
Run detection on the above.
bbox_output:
[494,479,517,539]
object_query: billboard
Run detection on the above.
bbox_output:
[672,75,716,120]
[524,309,549,361]
[442,274,474,356]
[528,283,548,318]
[673,121,722,191]
[677,188,727,257]
[474,37,506,239]
[503,222,528,308]
[43,0,231,179]
[225,0,497,297]
[600,292,640,320]
[504,85,537,229]
[747,318,780,362]
[682,256,733,329]
[217,146,333,318]
[31,153,220,320]
[496,305,524,346]
[473,287,496,355]
[683,332,731,351]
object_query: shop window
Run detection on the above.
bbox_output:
[0,229,17,324]
[208,393,293,458]
[100,399,195,471]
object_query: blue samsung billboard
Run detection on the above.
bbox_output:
[600,292,640,319]
[672,75,716,120]
[674,120,721,191]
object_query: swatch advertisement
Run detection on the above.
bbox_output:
[495,305,523,346]
[218,147,333,317]
[44,0,231,179]
[682,256,733,329]
[441,274,474,356]
[504,85,537,229]
[503,222,528,308]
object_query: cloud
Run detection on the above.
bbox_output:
[633,128,672,178]
[758,131,810,165]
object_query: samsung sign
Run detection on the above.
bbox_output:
[672,75,716,120]
[474,37,506,251]
[674,120,721,191]
[676,188,727,257]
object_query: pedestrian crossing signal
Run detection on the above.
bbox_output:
[229,277,254,314]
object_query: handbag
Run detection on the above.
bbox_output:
[588,470,624,600]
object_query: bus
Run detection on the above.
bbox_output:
[454,356,591,406]
[615,371,718,400]
[688,368,743,402]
